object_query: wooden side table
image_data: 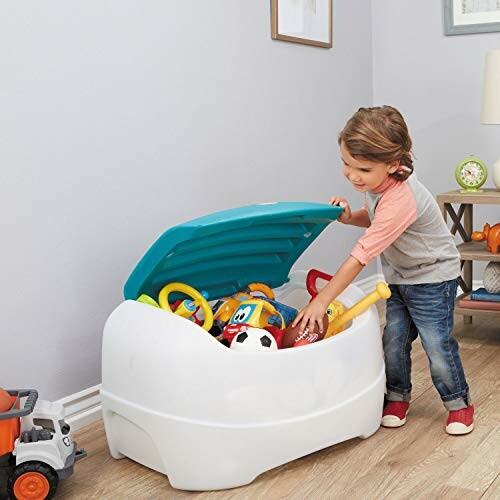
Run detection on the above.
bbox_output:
[436,189,500,324]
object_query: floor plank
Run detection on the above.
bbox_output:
[481,473,500,500]
[445,425,499,493]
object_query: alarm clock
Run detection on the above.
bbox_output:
[455,156,488,193]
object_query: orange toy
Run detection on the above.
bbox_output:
[0,388,18,457]
[210,283,274,337]
[0,389,86,499]
[471,223,500,254]
[0,387,12,412]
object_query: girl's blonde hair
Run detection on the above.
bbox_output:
[338,105,415,181]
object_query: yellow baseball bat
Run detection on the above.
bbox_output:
[324,282,391,339]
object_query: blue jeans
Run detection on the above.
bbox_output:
[383,278,470,411]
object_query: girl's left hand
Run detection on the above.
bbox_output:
[330,196,352,224]
[291,297,328,335]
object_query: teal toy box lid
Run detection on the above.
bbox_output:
[124,202,343,301]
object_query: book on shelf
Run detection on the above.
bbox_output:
[470,288,500,303]
[458,298,500,311]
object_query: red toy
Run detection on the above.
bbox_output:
[306,268,333,297]
[263,325,284,349]
[222,322,251,346]
[170,299,203,326]
[472,223,500,253]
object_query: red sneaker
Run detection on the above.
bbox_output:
[381,402,409,428]
[446,404,474,435]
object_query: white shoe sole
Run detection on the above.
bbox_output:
[446,422,474,435]
[381,412,408,428]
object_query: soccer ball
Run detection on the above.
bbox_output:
[230,327,278,352]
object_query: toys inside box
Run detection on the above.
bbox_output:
[121,203,390,352]
[134,268,389,352]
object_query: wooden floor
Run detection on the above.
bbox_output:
[57,315,499,499]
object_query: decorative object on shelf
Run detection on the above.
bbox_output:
[470,287,500,302]
[271,0,332,48]
[481,49,500,190]
[471,222,500,253]
[484,261,500,293]
[455,155,488,192]
[458,297,500,310]
[444,0,500,35]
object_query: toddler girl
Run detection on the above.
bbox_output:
[293,106,473,435]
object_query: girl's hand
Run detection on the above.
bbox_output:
[330,196,352,223]
[291,296,329,335]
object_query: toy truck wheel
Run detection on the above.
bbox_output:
[8,462,58,500]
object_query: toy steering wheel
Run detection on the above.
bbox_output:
[158,283,214,332]
[246,283,275,299]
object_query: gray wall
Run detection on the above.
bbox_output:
[372,0,500,278]
[1,1,374,400]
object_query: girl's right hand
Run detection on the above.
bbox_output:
[330,196,352,223]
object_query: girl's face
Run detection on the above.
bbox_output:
[340,141,399,192]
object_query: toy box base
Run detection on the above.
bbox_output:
[101,272,385,491]
[102,371,383,491]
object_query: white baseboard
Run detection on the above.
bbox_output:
[54,274,481,431]
[55,384,102,431]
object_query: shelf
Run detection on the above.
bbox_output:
[457,241,500,262]
[454,293,500,318]
[436,188,500,205]
[436,189,500,324]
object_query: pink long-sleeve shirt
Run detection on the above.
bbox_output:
[350,175,460,284]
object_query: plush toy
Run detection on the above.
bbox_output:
[484,261,500,294]
[472,223,500,254]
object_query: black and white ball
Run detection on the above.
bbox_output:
[230,327,278,352]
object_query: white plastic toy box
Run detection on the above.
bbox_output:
[101,202,385,491]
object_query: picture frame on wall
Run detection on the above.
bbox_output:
[271,0,332,48]
[444,0,500,35]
